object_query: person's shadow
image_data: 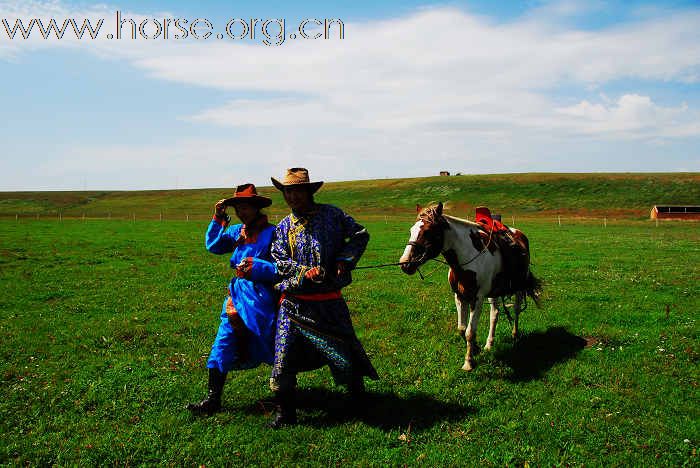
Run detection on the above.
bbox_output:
[244,388,474,431]
[238,327,585,428]
[493,326,587,382]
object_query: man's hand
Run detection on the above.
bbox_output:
[236,257,253,279]
[304,266,325,283]
[214,199,228,218]
[336,261,349,277]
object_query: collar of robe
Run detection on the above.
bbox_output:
[236,215,270,246]
[290,205,319,225]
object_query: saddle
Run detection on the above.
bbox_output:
[475,207,530,293]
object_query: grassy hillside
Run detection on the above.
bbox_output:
[1,173,698,220]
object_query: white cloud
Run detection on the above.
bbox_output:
[188,98,351,128]
[555,94,696,137]
[3,0,699,137]
[1,0,699,189]
[125,5,700,140]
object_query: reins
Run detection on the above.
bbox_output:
[354,261,412,270]
[353,214,496,279]
[404,216,497,270]
[499,294,529,325]
[353,259,445,280]
[448,220,495,269]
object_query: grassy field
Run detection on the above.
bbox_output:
[2,172,699,220]
[0,211,698,465]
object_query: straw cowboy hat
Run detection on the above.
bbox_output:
[223,183,272,208]
[271,167,323,193]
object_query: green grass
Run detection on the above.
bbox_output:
[0,215,697,466]
[2,172,699,220]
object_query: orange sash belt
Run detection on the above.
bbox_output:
[279,290,342,305]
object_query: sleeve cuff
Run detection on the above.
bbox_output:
[213,214,230,226]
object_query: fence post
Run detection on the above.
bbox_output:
[160,212,162,222]
[604,217,607,228]
[512,216,515,227]
[82,213,86,222]
[15,214,18,222]
[558,215,561,227]
[186,214,189,222]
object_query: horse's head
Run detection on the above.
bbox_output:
[400,202,448,275]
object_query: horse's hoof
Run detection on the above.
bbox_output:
[483,343,493,352]
[461,361,475,371]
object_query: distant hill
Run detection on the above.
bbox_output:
[1,173,698,220]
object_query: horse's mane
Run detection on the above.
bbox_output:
[418,205,480,229]
[417,206,443,224]
[443,214,481,229]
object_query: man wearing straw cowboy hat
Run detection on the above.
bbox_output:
[267,168,378,428]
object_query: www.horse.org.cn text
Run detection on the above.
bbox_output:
[1,12,345,46]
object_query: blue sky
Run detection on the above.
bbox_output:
[1,0,699,190]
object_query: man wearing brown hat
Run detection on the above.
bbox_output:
[187,184,279,416]
[267,168,378,428]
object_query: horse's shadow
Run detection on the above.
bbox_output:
[243,388,474,431]
[493,326,587,382]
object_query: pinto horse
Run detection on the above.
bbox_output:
[399,202,542,371]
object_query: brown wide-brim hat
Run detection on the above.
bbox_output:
[271,167,323,194]
[223,183,272,208]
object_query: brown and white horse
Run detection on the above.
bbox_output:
[399,203,541,371]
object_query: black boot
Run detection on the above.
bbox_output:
[348,377,368,410]
[349,376,365,395]
[187,368,227,416]
[268,389,297,429]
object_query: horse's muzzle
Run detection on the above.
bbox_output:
[400,258,418,275]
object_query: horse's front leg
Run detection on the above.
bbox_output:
[455,293,467,336]
[454,294,472,370]
[461,296,484,371]
[484,297,499,351]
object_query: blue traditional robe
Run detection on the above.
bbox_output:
[205,216,277,372]
[270,204,378,390]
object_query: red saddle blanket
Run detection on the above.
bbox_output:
[474,206,531,294]
[474,206,528,251]
[475,206,508,233]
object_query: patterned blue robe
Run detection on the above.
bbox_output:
[270,204,378,390]
[205,216,277,372]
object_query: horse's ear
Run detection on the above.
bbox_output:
[436,201,443,215]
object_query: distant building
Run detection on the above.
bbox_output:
[439,171,450,176]
[650,205,700,220]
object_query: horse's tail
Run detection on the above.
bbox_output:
[524,270,543,307]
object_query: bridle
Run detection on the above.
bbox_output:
[405,216,446,267]
[405,240,428,265]
[406,213,497,270]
